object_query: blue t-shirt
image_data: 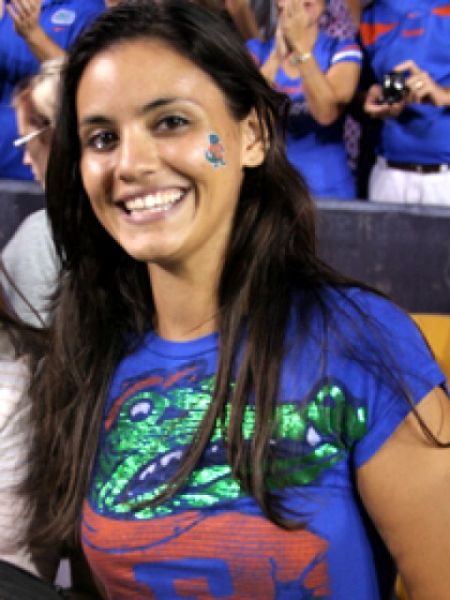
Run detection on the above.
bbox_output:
[82,289,445,599]
[0,0,104,180]
[361,0,450,164]
[247,32,362,200]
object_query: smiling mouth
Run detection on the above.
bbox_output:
[119,189,187,216]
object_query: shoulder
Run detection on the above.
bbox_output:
[246,37,274,65]
[323,287,446,466]
[330,287,440,373]
[2,210,55,263]
[294,285,445,411]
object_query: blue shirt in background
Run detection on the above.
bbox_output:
[0,0,104,180]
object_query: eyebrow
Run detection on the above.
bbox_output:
[78,97,192,128]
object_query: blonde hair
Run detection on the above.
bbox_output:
[30,57,65,126]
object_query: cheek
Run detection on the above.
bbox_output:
[80,154,110,199]
[161,133,229,180]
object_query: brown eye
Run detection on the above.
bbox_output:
[86,130,118,150]
[156,115,189,131]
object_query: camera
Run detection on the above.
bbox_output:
[381,71,408,104]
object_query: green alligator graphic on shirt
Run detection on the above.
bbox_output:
[90,363,367,519]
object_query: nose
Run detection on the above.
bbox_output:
[116,126,160,183]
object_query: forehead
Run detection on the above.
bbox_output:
[76,38,226,118]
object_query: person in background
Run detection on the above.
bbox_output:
[0,58,63,326]
[0,0,104,181]
[361,0,450,205]
[25,2,449,599]
[0,271,65,598]
[247,0,362,199]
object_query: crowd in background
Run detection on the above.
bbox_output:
[2,0,450,206]
[0,2,449,600]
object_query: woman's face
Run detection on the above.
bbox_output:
[77,38,262,270]
[15,102,52,187]
[277,0,326,21]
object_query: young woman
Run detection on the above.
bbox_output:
[27,2,449,599]
[247,0,362,199]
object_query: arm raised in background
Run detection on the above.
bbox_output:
[6,0,66,62]
[281,0,361,126]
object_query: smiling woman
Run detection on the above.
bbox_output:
[76,38,262,273]
[25,2,450,600]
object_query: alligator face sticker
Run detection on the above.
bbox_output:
[205,133,226,167]
[88,362,367,519]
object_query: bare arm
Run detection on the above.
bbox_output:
[291,58,361,126]
[6,0,66,62]
[357,386,450,599]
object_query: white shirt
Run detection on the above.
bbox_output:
[0,331,38,575]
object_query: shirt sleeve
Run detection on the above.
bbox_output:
[246,37,273,67]
[330,37,363,66]
[347,291,447,468]
[1,210,59,326]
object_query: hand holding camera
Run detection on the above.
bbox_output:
[365,59,449,119]
[395,59,450,107]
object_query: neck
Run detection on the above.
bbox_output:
[148,261,220,342]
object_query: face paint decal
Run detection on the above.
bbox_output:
[205,133,226,168]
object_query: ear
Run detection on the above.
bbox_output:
[240,108,267,169]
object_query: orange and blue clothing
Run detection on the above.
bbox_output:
[247,32,362,200]
[82,289,444,599]
[0,0,104,180]
[361,0,450,165]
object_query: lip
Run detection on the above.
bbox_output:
[114,185,188,206]
[114,186,191,225]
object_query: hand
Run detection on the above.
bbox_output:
[6,0,43,41]
[280,0,315,54]
[395,59,450,107]
[364,83,407,119]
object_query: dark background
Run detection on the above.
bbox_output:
[1,180,449,313]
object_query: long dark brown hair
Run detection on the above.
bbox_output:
[0,261,45,359]
[25,0,444,551]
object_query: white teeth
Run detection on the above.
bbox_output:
[123,190,184,212]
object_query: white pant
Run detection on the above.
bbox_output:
[369,157,450,206]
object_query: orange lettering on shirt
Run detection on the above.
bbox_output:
[360,23,397,46]
[432,5,450,16]
[402,28,425,37]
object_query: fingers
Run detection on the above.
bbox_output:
[364,84,406,119]
[406,71,437,105]
[6,0,41,35]
[393,59,440,106]
[394,59,420,75]
[6,0,41,22]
